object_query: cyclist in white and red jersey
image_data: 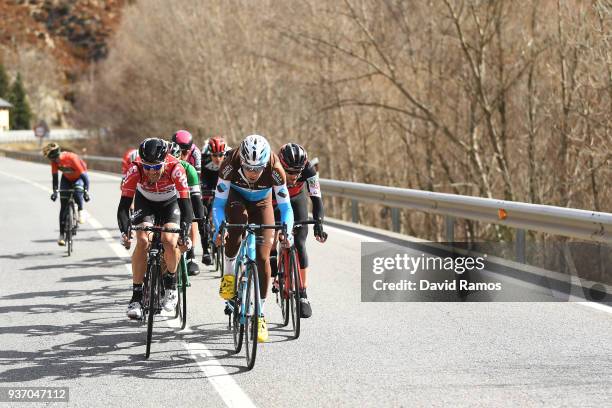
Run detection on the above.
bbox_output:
[121,148,139,183]
[117,138,193,320]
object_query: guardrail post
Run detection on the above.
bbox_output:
[391,208,400,232]
[516,229,526,263]
[351,199,359,223]
[445,216,454,242]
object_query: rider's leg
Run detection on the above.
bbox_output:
[249,196,275,301]
[291,191,310,289]
[57,176,72,238]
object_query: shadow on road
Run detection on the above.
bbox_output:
[0,282,255,381]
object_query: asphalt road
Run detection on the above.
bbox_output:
[1,157,611,407]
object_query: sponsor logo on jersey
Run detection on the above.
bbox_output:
[217,183,227,193]
[221,164,233,179]
[307,176,321,196]
[58,166,75,173]
[271,168,283,185]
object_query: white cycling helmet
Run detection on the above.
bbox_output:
[240,134,270,169]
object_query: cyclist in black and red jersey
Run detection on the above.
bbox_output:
[200,137,231,265]
[272,143,327,318]
[117,138,193,320]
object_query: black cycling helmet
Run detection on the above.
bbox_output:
[279,143,308,172]
[138,138,168,163]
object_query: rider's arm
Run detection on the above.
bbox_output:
[52,173,59,191]
[178,198,194,226]
[212,177,230,238]
[171,162,194,227]
[274,183,294,238]
[79,172,90,191]
[191,148,202,174]
[117,196,132,234]
[305,174,324,221]
[51,161,59,191]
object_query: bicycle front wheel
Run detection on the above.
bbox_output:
[278,251,290,327]
[289,249,301,339]
[244,262,260,370]
[180,261,188,330]
[232,263,244,353]
[65,206,74,256]
[145,261,160,359]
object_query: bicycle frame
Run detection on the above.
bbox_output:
[234,226,259,325]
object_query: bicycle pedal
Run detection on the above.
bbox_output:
[224,304,234,316]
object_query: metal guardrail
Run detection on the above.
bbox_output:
[320,179,612,245]
[2,147,611,246]
[0,129,87,144]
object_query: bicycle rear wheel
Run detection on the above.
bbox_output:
[288,249,301,339]
[244,262,260,370]
[145,261,160,359]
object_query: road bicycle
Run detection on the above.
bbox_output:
[57,188,82,256]
[221,221,285,370]
[272,219,323,339]
[130,222,185,359]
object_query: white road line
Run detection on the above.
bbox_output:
[0,165,257,408]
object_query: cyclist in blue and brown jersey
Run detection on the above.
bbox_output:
[212,134,294,342]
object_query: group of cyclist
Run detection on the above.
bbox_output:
[42,132,327,343]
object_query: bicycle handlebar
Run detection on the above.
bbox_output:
[131,225,182,234]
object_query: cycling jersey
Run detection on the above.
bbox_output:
[121,148,139,176]
[181,145,202,173]
[179,160,201,195]
[121,155,189,201]
[273,161,324,221]
[52,152,87,182]
[212,149,293,237]
[201,149,233,193]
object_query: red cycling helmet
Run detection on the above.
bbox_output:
[208,137,227,154]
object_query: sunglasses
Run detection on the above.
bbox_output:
[142,162,164,171]
[285,168,303,176]
[242,164,265,173]
[211,153,225,158]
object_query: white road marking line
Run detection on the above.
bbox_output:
[0,165,257,408]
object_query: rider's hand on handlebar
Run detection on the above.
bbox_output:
[178,222,192,252]
[178,236,192,253]
[121,232,132,249]
[279,232,293,248]
[314,222,328,243]
[83,190,90,202]
[50,191,58,202]
[214,230,227,247]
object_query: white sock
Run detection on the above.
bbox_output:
[261,297,266,315]
[225,256,236,276]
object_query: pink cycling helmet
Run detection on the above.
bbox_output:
[172,130,193,150]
